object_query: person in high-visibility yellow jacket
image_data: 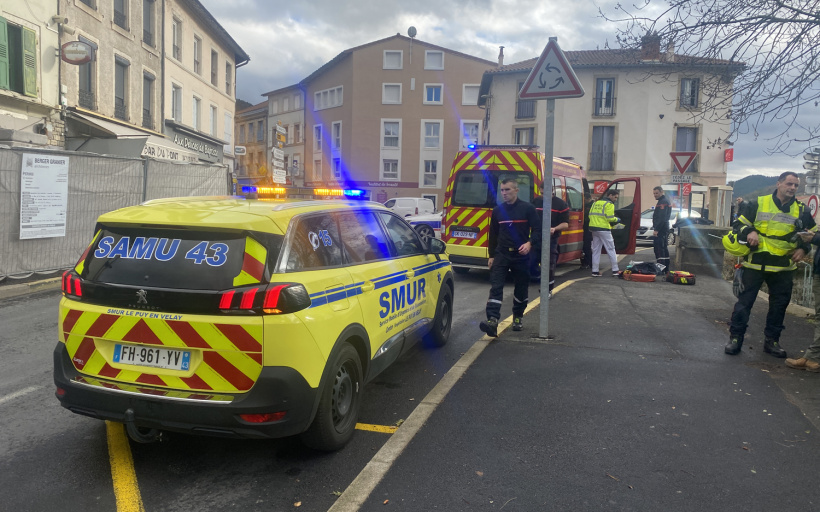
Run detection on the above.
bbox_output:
[727,171,816,358]
[588,190,621,277]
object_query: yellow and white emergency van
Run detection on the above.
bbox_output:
[54,196,453,451]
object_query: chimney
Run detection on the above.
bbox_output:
[665,40,675,62]
[640,32,661,61]
[498,46,505,66]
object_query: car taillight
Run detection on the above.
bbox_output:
[415,206,419,215]
[218,283,310,314]
[61,271,83,298]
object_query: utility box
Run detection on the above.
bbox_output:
[674,225,726,277]
[709,185,734,227]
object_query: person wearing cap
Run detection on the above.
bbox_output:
[480,178,541,336]
[726,171,815,357]
[588,189,621,277]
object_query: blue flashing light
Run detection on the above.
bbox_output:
[242,186,258,194]
[467,143,477,150]
[343,189,365,198]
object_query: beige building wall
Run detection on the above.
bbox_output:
[485,61,732,211]
[1,0,65,147]
[235,101,267,179]
[61,0,162,131]
[302,35,493,208]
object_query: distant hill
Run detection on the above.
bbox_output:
[729,173,807,201]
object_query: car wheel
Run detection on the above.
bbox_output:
[453,266,470,275]
[425,285,452,348]
[300,342,362,451]
[414,224,435,245]
[667,231,676,245]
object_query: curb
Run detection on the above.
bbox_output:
[0,277,62,300]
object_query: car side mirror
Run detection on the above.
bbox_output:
[428,238,446,254]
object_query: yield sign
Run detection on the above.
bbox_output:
[670,152,697,174]
[519,39,584,100]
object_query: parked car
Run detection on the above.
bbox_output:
[383,197,435,217]
[405,211,443,244]
[636,208,701,245]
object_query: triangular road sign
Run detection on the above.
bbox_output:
[519,39,584,100]
[670,152,697,174]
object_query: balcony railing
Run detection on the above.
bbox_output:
[593,97,616,116]
[114,11,128,30]
[78,89,95,110]
[143,30,153,47]
[142,110,153,130]
[589,151,614,172]
[114,98,128,121]
[516,100,536,119]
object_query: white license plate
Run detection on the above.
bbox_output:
[453,230,477,239]
[113,344,191,371]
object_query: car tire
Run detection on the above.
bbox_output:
[453,266,470,275]
[300,342,362,451]
[414,224,435,245]
[425,285,452,348]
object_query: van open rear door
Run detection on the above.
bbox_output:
[601,178,641,255]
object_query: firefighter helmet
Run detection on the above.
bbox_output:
[722,231,750,257]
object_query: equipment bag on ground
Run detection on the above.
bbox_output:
[666,270,696,285]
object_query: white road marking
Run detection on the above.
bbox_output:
[0,385,42,406]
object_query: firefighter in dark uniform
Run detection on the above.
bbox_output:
[480,178,541,337]
[651,186,672,271]
[726,171,815,357]
[530,193,570,297]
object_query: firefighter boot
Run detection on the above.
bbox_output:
[725,336,743,355]
[512,317,523,331]
[763,338,787,358]
[479,318,499,337]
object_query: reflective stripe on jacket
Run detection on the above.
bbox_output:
[740,195,800,271]
[588,199,618,231]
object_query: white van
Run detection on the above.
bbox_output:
[384,197,435,217]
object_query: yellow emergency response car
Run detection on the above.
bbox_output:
[54,196,453,451]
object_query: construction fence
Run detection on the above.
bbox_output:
[0,146,230,282]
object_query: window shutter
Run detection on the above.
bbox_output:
[0,18,9,90]
[22,26,37,97]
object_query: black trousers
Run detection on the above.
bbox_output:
[729,267,794,342]
[529,239,560,291]
[653,230,670,269]
[582,229,592,267]
[487,251,530,320]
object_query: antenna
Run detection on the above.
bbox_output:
[408,26,416,64]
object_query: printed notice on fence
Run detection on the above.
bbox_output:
[20,153,69,239]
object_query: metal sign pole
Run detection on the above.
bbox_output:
[539,97,555,338]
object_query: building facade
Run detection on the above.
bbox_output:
[263,85,304,187]
[0,0,63,148]
[57,0,247,164]
[234,100,267,183]
[479,38,742,211]
[296,34,494,208]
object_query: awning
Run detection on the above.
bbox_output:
[68,112,200,162]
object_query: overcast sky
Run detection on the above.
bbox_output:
[199,0,814,183]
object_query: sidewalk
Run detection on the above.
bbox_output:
[353,269,820,511]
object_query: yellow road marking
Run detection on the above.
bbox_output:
[355,423,398,434]
[106,421,145,512]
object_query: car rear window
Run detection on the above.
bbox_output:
[82,226,282,290]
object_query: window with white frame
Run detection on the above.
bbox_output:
[383,50,402,69]
[423,160,437,187]
[171,84,182,122]
[595,78,616,116]
[283,97,289,111]
[383,121,400,147]
[462,84,479,105]
[239,124,245,144]
[257,121,264,142]
[313,158,322,180]
[514,127,534,145]
[382,84,401,104]
[210,105,217,135]
[425,50,443,70]
[224,113,232,151]
[314,86,343,111]
[424,122,440,148]
[172,17,182,60]
[675,126,698,171]
[192,96,200,130]
[271,100,278,114]
[382,159,398,180]
[424,84,443,105]
[680,78,700,108]
[294,94,301,109]
[294,123,301,143]
[333,158,342,179]
[193,36,201,74]
[461,122,479,148]
[332,121,342,149]
[314,125,322,151]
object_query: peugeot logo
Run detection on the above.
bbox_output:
[136,289,148,304]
